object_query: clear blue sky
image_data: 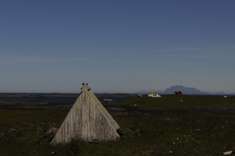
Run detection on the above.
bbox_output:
[0,0,235,93]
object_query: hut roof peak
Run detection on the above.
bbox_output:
[81,83,90,92]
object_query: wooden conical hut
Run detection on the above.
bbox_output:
[51,83,120,144]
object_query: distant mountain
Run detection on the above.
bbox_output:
[164,85,206,95]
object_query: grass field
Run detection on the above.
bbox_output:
[0,95,235,156]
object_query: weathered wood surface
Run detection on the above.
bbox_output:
[51,84,120,144]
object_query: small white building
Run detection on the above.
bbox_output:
[148,90,161,98]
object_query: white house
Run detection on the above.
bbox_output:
[148,90,161,98]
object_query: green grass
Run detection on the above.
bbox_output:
[0,96,235,156]
[121,95,235,109]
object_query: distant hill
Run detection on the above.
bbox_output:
[164,85,206,95]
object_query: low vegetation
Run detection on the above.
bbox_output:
[0,95,235,156]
